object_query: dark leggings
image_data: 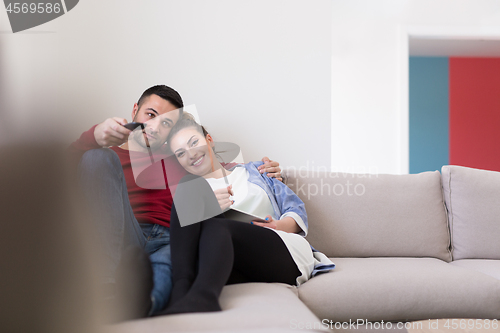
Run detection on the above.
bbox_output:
[163,204,301,314]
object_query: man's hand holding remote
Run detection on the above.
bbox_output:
[94,117,131,147]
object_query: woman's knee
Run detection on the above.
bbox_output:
[201,218,230,236]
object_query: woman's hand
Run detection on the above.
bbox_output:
[214,185,234,211]
[252,215,278,229]
[251,216,301,233]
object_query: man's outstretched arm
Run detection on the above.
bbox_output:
[68,117,131,167]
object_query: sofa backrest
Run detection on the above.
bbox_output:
[441,165,500,260]
[283,169,452,261]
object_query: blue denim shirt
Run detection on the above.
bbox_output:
[231,161,308,236]
[231,161,335,276]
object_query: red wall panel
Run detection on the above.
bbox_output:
[449,57,500,172]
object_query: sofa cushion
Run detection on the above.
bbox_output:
[450,259,500,280]
[441,165,500,260]
[284,170,451,261]
[106,283,323,333]
[297,258,500,322]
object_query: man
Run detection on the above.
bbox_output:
[70,85,281,319]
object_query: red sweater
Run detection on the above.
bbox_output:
[69,125,187,227]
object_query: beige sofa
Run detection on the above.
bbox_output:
[108,165,500,333]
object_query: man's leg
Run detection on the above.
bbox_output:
[141,224,173,315]
[79,149,176,320]
[77,149,146,282]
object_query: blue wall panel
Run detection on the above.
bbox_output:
[409,57,449,173]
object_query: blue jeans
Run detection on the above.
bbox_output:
[77,148,172,315]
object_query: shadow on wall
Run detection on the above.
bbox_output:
[0,143,111,333]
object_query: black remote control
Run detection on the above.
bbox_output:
[123,122,144,130]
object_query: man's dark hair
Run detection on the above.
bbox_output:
[137,85,184,110]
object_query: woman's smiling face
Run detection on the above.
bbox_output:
[169,126,213,176]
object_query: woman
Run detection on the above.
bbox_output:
[161,116,334,315]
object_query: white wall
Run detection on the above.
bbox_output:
[331,0,500,174]
[0,0,332,169]
[3,1,500,173]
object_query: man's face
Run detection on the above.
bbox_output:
[130,94,181,152]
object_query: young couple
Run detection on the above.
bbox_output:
[71,85,334,320]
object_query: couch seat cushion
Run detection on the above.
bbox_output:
[106,283,322,333]
[441,165,500,260]
[298,258,500,323]
[450,259,500,280]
